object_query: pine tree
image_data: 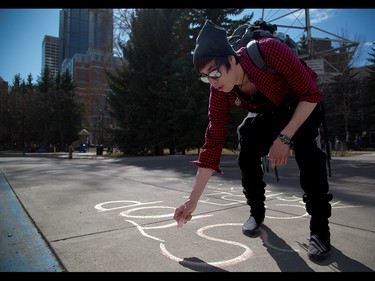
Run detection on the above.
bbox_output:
[53,69,84,149]
[107,8,252,155]
[7,74,23,150]
[364,42,375,147]
[324,29,362,148]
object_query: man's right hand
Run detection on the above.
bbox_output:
[174,199,196,227]
[173,167,214,228]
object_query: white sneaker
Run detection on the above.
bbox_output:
[242,215,262,237]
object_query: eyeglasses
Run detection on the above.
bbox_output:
[199,65,222,83]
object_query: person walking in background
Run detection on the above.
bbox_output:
[334,136,342,156]
[354,134,362,150]
[346,131,352,150]
[174,20,333,262]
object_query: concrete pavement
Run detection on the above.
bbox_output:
[0,151,374,272]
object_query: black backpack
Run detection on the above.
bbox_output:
[228,19,299,74]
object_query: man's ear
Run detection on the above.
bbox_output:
[229,55,237,64]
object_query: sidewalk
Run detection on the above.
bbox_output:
[0,151,374,272]
[0,170,64,272]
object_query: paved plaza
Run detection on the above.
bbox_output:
[1,151,374,272]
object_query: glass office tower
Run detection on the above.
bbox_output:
[59,9,114,67]
[58,9,121,146]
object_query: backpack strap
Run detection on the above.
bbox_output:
[246,40,277,75]
[245,40,279,181]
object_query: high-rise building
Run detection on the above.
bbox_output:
[59,9,114,66]
[42,35,60,78]
[58,8,121,146]
[59,9,89,67]
[87,9,114,55]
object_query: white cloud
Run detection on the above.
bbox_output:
[282,9,336,25]
[309,9,336,24]
[363,42,373,47]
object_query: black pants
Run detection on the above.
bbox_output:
[237,104,332,238]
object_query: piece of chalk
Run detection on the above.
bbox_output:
[177,218,184,228]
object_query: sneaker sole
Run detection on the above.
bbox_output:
[242,227,261,237]
[308,251,331,262]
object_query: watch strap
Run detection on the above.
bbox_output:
[278,134,292,145]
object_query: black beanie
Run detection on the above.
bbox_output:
[193,19,237,63]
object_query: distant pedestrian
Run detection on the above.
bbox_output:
[68,144,74,159]
[354,134,362,150]
[334,136,341,156]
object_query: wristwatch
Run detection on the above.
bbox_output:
[278,134,292,145]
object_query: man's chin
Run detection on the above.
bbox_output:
[222,86,233,93]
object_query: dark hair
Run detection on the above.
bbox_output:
[194,55,240,74]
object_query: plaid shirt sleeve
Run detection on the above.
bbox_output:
[192,88,232,174]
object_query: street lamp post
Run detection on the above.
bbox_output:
[96,110,105,156]
[99,110,104,145]
[22,87,26,157]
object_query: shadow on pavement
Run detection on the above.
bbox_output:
[260,225,314,272]
[179,257,228,272]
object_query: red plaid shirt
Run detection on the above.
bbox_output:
[193,37,323,174]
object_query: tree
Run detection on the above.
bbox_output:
[108,9,182,154]
[323,28,363,148]
[108,8,252,155]
[52,69,84,149]
[6,74,23,150]
[299,34,309,57]
[36,66,55,147]
[0,80,8,150]
[23,74,36,153]
[0,66,85,152]
[32,66,84,151]
[363,42,375,147]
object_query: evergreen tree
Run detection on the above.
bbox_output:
[23,74,36,151]
[1,68,83,152]
[36,66,55,147]
[366,42,375,96]
[53,69,84,149]
[7,74,23,150]
[324,29,361,148]
[35,66,83,150]
[299,34,309,58]
[364,42,375,145]
[108,9,182,154]
[107,8,252,155]
[0,78,8,150]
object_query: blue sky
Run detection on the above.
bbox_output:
[1,8,374,84]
